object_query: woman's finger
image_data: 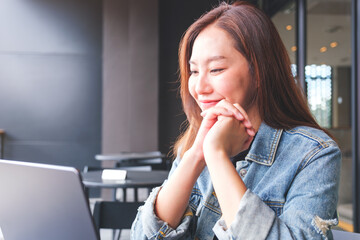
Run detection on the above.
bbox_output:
[201,107,233,120]
[246,127,256,137]
[215,100,244,121]
[201,100,255,136]
[233,103,253,129]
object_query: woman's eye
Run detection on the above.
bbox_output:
[189,70,198,75]
[210,68,224,74]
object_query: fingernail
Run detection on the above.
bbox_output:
[250,129,256,136]
[251,128,256,135]
[237,112,244,120]
[247,128,255,136]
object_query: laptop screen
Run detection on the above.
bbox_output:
[0,160,99,240]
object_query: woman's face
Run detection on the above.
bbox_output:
[189,25,256,112]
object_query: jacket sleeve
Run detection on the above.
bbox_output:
[213,142,341,240]
[130,155,195,240]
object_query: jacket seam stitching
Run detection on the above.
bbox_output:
[294,146,319,175]
[203,201,222,215]
[266,204,284,207]
[246,129,283,166]
[268,129,283,164]
[286,129,329,148]
[300,147,324,171]
[264,200,285,204]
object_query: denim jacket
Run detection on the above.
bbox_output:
[131,123,341,239]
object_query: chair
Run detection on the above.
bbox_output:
[95,151,170,170]
[93,201,143,240]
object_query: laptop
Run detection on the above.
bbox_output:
[0,159,100,240]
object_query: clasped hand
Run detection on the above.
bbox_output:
[192,100,255,163]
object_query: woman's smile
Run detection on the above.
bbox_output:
[198,99,221,110]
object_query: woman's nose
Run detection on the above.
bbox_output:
[195,73,212,95]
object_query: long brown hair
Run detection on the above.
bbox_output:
[174,1,325,157]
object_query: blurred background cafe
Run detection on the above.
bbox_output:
[0,0,360,239]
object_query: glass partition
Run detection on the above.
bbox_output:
[272,0,353,232]
[306,0,352,232]
[271,1,297,66]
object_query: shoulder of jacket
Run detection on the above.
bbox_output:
[284,126,337,149]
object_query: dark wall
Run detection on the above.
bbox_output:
[158,0,221,155]
[0,0,102,170]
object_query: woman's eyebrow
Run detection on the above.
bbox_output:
[189,56,227,65]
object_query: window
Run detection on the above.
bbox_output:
[305,64,332,128]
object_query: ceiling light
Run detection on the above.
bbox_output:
[286,25,293,31]
[330,41,338,48]
[320,47,327,53]
[291,46,297,52]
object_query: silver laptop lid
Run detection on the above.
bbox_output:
[0,159,99,240]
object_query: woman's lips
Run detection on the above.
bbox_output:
[199,100,220,110]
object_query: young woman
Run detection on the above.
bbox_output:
[131,2,341,239]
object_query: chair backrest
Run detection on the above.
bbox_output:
[116,157,169,170]
[93,201,143,230]
[95,151,170,170]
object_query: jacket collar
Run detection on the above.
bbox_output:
[245,122,283,166]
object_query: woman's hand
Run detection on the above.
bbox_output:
[201,101,254,158]
[188,100,249,161]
